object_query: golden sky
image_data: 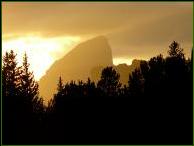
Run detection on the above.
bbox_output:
[2,2,193,80]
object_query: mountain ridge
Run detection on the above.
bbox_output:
[39,36,142,102]
[39,35,113,102]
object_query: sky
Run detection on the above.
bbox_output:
[2,2,193,80]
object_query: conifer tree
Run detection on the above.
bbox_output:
[168,41,184,59]
[57,76,63,93]
[128,69,144,97]
[97,66,121,96]
[2,50,21,98]
[19,52,39,103]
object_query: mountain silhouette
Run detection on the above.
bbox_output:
[91,59,142,85]
[39,36,113,102]
[114,59,142,85]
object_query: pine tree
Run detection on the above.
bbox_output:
[97,66,121,97]
[2,50,26,143]
[53,76,64,109]
[57,76,63,93]
[128,69,144,97]
[2,50,21,98]
[166,41,186,81]
[32,96,45,117]
[19,52,39,102]
[168,41,184,59]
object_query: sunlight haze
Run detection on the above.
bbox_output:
[2,35,81,80]
[2,2,193,81]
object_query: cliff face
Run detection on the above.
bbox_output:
[91,59,142,85]
[39,36,113,102]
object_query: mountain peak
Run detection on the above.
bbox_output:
[65,35,111,58]
[39,35,113,102]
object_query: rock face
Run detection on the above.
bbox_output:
[91,59,142,86]
[114,59,142,85]
[39,36,113,102]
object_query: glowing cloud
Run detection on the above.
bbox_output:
[113,57,133,66]
[2,35,81,80]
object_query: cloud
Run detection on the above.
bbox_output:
[2,2,193,60]
[107,8,193,59]
[3,2,192,36]
[2,35,81,80]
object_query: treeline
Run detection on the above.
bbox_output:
[2,41,193,144]
[2,51,45,143]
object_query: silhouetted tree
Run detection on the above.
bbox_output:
[97,66,121,97]
[168,41,184,59]
[2,41,192,145]
[57,76,64,93]
[128,69,144,98]
[2,50,21,98]
[84,78,96,97]
[140,61,149,79]
[147,54,165,95]
[2,50,22,144]
[19,52,39,112]
[33,96,45,115]
[2,51,44,144]
[165,41,186,83]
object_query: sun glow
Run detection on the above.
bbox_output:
[2,35,81,81]
[113,57,133,66]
